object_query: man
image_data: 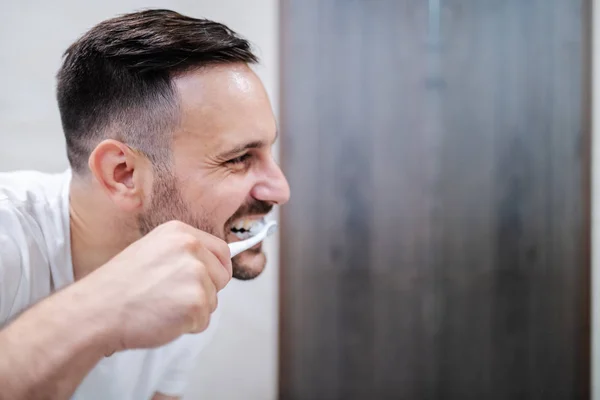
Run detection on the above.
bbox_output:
[0,8,290,400]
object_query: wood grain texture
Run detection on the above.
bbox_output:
[278,1,591,399]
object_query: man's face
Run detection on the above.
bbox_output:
[138,64,290,280]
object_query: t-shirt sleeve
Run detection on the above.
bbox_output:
[0,206,24,325]
[155,306,222,397]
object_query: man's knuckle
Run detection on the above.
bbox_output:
[219,240,230,257]
[165,220,184,231]
[193,261,208,279]
[188,292,206,314]
[197,315,211,332]
[209,294,218,312]
[180,234,200,252]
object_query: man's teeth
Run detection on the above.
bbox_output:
[232,219,259,230]
[231,218,266,239]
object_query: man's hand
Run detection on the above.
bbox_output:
[0,220,232,400]
[84,220,233,353]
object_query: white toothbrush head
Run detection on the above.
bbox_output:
[266,221,278,237]
[228,220,278,258]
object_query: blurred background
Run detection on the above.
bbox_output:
[1,1,598,399]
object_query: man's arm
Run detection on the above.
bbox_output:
[0,279,114,400]
[0,220,231,400]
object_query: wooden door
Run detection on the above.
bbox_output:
[279,1,591,399]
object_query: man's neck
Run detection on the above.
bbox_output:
[68,178,136,281]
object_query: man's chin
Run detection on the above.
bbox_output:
[232,248,267,280]
[226,233,267,280]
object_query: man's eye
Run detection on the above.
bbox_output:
[226,153,252,165]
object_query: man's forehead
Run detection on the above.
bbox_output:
[172,64,276,151]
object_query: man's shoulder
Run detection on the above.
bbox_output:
[0,169,70,206]
[0,176,58,324]
[0,169,71,320]
[0,169,70,252]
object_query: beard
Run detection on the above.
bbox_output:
[137,167,272,280]
[137,167,215,237]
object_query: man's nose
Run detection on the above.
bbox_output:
[251,158,291,205]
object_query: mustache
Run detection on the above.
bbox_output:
[227,200,273,223]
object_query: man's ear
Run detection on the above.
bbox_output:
[88,139,151,212]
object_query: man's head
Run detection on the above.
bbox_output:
[57,9,290,280]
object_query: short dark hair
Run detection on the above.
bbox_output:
[56,9,259,174]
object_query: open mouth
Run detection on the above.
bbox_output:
[229,217,267,240]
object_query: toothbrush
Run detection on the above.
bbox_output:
[228,220,278,258]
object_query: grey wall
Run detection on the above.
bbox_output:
[0,2,280,399]
[279,1,591,399]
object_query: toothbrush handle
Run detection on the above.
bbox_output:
[228,235,263,258]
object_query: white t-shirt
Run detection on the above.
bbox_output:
[0,169,220,399]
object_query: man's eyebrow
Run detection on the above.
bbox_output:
[217,140,266,159]
[217,132,279,160]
